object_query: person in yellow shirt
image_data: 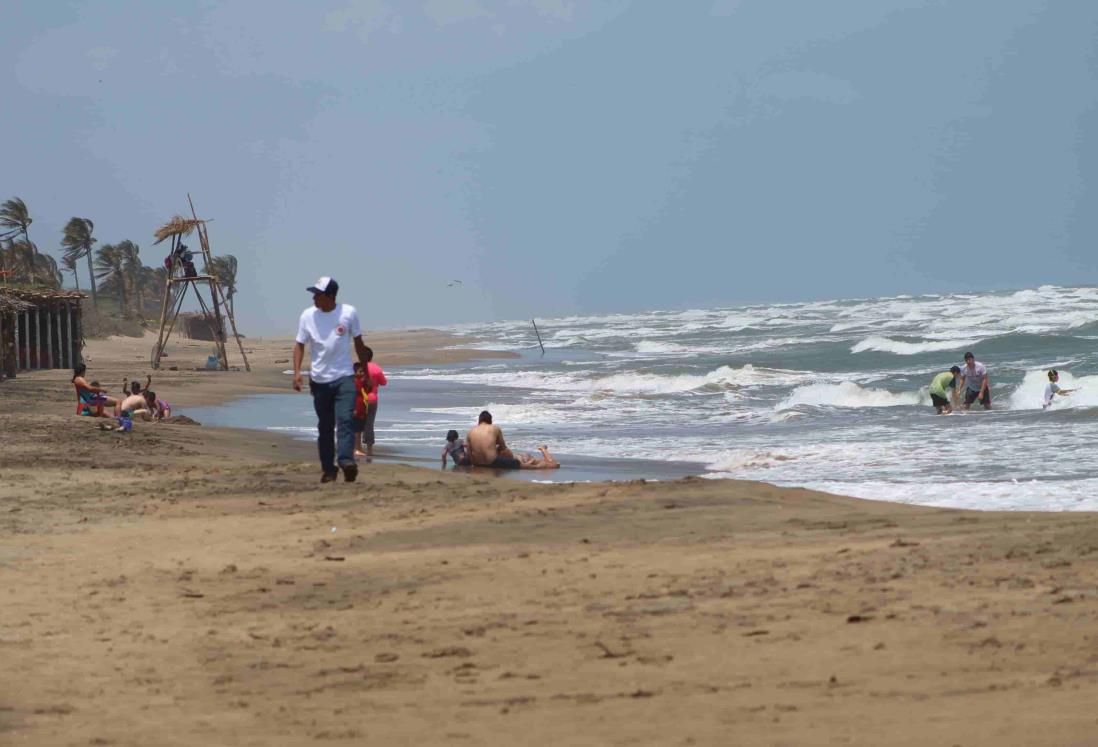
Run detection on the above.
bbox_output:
[929,366,961,414]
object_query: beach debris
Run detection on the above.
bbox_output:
[594,641,633,659]
[330,526,337,533]
[890,538,919,548]
[323,555,345,562]
[375,653,399,663]
[846,614,873,623]
[181,591,205,598]
[423,646,472,658]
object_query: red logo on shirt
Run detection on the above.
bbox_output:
[336,324,346,336]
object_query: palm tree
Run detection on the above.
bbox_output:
[209,254,239,316]
[114,240,146,317]
[21,241,61,288]
[62,217,97,306]
[94,243,129,315]
[62,252,81,291]
[0,195,32,244]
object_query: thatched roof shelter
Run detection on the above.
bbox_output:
[0,289,34,313]
[0,287,86,376]
[153,215,204,245]
[2,288,84,304]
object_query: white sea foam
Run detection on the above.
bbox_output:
[851,336,978,355]
[634,340,689,354]
[706,450,797,471]
[777,381,923,409]
[406,363,815,396]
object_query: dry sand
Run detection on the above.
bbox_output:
[2,331,1098,745]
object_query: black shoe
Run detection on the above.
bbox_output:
[342,463,358,483]
[321,470,339,483]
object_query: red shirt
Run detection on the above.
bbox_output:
[353,362,387,418]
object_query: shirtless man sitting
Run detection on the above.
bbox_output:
[466,411,561,470]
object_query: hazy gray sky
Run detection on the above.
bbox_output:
[3,1,1097,334]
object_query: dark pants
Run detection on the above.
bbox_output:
[964,388,991,408]
[363,401,378,446]
[309,375,356,473]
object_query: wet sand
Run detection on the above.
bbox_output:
[2,331,1098,745]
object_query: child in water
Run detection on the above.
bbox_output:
[441,430,470,468]
[1044,369,1076,409]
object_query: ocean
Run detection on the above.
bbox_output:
[191,285,1098,510]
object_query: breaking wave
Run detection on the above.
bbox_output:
[777,382,924,410]
[851,336,978,355]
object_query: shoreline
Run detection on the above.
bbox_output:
[3,328,1098,744]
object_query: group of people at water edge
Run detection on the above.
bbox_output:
[292,276,559,483]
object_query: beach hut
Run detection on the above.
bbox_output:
[0,288,85,378]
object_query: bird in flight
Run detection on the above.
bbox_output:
[447,280,463,287]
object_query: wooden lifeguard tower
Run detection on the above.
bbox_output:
[150,195,250,371]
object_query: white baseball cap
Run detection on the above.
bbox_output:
[306,276,339,295]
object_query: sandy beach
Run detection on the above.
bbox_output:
[3,332,1098,746]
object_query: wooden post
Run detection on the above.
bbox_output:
[31,308,39,369]
[213,281,250,372]
[55,306,63,369]
[152,246,175,370]
[532,319,545,355]
[156,280,190,366]
[14,311,20,370]
[66,305,73,368]
[45,307,53,369]
[192,285,225,368]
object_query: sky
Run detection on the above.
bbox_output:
[3,0,1097,334]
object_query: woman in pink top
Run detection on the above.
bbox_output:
[352,346,387,458]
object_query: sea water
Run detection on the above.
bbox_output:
[411,285,1098,511]
[194,285,1098,510]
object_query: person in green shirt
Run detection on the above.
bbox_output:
[929,366,962,414]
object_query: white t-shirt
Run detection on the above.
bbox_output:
[961,361,987,392]
[1043,382,1061,408]
[296,303,361,383]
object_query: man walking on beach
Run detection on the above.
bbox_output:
[292,277,370,483]
[958,351,991,410]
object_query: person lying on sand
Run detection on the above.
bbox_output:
[517,445,560,470]
[73,364,120,417]
[466,411,561,470]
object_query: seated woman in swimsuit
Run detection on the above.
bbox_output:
[73,363,120,417]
